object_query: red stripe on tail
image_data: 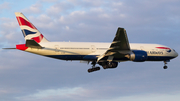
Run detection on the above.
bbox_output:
[16,17,37,30]
[31,34,44,43]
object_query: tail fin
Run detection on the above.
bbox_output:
[15,12,49,43]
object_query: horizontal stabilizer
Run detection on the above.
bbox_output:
[25,40,43,49]
[3,48,16,49]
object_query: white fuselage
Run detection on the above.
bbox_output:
[23,42,178,62]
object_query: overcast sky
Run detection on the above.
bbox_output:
[0,0,180,101]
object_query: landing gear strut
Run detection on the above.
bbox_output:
[163,60,169,69]
[88,61,100,73]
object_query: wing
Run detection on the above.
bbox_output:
[97,27,131,62]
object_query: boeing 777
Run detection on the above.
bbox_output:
[4,12,178,73]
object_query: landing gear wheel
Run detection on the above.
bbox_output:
[102,65,108,69]
[163,60,169,69]
[88,67,100,73]
[88,68,93,73]
[163,66,168,69]
[102,62,118,69]
[95,67,100,70]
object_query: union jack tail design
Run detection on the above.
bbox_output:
[15,12,49,43]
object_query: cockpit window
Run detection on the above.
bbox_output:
[173,49,176,52]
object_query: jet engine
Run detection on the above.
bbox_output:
[129,50,147,62]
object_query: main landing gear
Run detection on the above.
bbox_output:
[87,61,119,73]
[163,60,170,69]
[88,61,100,73]
[102,62,118,69]
[88,67,100,73]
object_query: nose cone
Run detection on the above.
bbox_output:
[174,51,178,58]
[172,49,178,58]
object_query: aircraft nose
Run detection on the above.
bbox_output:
[174,51,178,58]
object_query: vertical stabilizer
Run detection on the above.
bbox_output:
[15,12,49,43]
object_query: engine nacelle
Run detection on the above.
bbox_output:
[129,50,147,62]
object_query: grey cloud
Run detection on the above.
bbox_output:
[22,3,43,14]
[0,2,10,12]
[40,0,58,2]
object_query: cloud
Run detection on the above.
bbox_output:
[46,1,75,16]
[0,2,10,12]
[40,0,58,2]
[47,4,63,15]
[0,17,22,46]
[15,86,180,101]
[16,87,89,100]
[103,93,180,101]
[22,3,43,14]
[70,11,86,16]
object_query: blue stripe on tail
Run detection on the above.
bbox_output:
[21,29,37,37]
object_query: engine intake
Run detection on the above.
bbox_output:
[129,50,147,62]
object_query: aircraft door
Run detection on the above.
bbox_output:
[55,45,60,54]
[140,46,144,50]
[91,45,96,52]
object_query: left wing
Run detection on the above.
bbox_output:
[97,27,131,62]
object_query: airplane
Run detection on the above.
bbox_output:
[4,12,178,73]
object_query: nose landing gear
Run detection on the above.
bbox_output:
[163,65,168,69]
[163,60,170,69]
